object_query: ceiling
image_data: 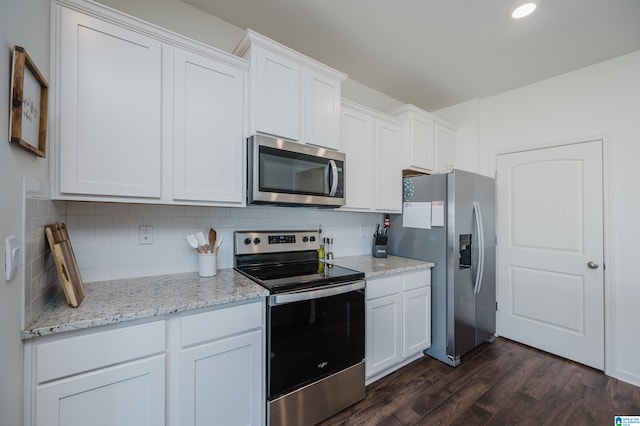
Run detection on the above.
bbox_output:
[184,0,640,112]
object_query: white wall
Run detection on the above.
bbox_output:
[1,1,51,424]
[438,50,640,386]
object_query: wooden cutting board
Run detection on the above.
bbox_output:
[44,223,85,307]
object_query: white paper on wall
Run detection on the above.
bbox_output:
[431,201,445,227]
[402,202,431,229]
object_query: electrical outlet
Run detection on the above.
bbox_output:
[139,225,153,245]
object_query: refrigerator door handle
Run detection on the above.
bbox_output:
[473,201,485,295]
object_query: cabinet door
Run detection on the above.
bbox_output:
[366,293,402,378]
[255,48,300,140]
[374,120,403,212]
[435,124,454,173]
[341,106,374,210]
[403,286,430,358]
[304,70,341,150]
[172,48,245,203]
[180,331,263,426]
[36,356,165,426]
[58,8,162,198]
[410,114,435,172]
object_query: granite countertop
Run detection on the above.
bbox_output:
[22,269,269,340]
[23,255,434,341]
[334,255,434,278]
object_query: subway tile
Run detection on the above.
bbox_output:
[129,204,159,217]
[74,255,95,270]
[112,216,144,228]
[73,241,112,256]
[158,205,185,217]
[67,228,96,242]
[142,263,174,277]
[208,207,231,217]
[185,206,211,217]
[95,202,129,216]
[111,264,143,280]
[196,217,219,228]
[67,202,96,216]
[81,268,112,283]
[170,216,197,229]
[94,253,129,269]
[76,215,113,229]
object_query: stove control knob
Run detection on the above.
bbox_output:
[244,238,252,245]
[309,236,316,242]
[253,237,261,245]
[302,236,309,242]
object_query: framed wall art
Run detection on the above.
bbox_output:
[9,45,49,158]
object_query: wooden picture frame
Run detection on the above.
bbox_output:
[9,46,48,158]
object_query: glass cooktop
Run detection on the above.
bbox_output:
[236,261,364,294]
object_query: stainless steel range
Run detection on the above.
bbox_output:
[234,230,365,426]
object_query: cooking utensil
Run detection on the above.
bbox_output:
[187,233,202,253]
[208,228,217,251]
[214,236,224,254]
[45,223,85,307]
[196,232,208,253]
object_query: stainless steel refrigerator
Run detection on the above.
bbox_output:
[388,169,496,367]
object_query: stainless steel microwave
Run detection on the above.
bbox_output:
[247,134,346,208]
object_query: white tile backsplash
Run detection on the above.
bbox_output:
[23,197,67,326]
[22,198,383,323]
[66,202,383,283]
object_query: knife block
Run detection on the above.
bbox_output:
[372,235,388,258]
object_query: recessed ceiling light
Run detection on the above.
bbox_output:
[512,2,537,19]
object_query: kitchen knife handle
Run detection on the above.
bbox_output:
[472,201,485,295]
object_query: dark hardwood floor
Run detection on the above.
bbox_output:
[320,337,640,425]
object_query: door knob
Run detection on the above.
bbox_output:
[587,261,599,269]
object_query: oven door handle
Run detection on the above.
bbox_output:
[270,280,365,305]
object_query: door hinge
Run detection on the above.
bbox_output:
[496,301,498,311]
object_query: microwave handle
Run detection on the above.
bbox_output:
[328,160,339,196]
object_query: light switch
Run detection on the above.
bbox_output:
[5,236,20,282]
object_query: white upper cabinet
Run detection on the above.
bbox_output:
[171,48,245,204]
[53,0,248,206]
[254,48,301,140]
[234,29,346,150]
[389,104,455,174]
[435,122,455,173]
[374,119,404,213]
[58,7,162,198]
[341,104,375,210]
[340,100,403,213]
[304,70,342,150]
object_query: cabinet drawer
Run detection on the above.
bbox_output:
[366,274,402,300]
[180,301,263,347]
[36,320,165,384]
[403,269,431,291]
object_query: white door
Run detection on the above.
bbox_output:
[496,140,604,369]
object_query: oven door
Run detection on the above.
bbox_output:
[248,134,345,207]
[267,280,365,400]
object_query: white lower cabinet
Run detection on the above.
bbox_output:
[25,301,265,426]
[365,275,403,377]
[35,356,165,426]
[365,269,431,382]
[176,301,264,426]
[26,320,166,426]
